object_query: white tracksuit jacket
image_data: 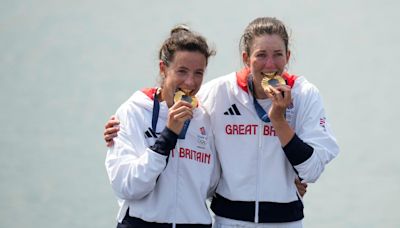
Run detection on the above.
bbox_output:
[105,88,220,224]
[197,68,339,223]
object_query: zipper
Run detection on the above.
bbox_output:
[255,119,263,223]
[173,141,180,228]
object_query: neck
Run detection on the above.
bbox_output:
[160,88,174,108]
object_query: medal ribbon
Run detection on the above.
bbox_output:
[247,75,271,123]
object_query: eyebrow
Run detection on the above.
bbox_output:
[177,66,204,72]
[255,49,283,54]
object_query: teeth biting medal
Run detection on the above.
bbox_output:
[174,89,198,108]
[261,72,286,91]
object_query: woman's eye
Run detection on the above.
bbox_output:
[195,71,204,77]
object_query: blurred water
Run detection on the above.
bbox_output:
[1,0,400,227]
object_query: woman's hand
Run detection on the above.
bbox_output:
[264,84,292,122]
[104,115,120,147]
[264,84,295,146]
[103,100,194,147]
[295,179,308,197]
[166,100,193,135]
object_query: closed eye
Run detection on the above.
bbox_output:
[195,70,204,77]
[257,53,266,58]
[177,68,189,75]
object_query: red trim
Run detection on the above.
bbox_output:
[236,67,251,93]
[141,87,158,100]
[282,72,297,88]
[236,68,298,92]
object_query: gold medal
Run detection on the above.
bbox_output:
[261,72,286,91]
[173,89,198,108]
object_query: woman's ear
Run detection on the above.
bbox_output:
[286,50,291,62]
[159,60,166,77]
[242,51,250,67]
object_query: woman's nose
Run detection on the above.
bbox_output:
[184,75,195,87]
[265,57,275,68]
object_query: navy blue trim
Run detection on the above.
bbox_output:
[118,209,211,227]
[149,128,178,156]
[283,134,314,166]
[152,89,160,133]
[210,193,303,223]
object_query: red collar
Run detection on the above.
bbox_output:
[141,87,158,100]
[236,67,298,93]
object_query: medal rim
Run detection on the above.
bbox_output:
[173,90,198,107]
[261,75,286,90]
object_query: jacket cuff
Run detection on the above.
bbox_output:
[149,127,178,156]
[283,134,314,166]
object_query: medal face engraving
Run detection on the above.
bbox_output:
[261,72,286,90]
[174,89,198,108]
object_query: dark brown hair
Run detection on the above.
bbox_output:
[159,24,216,66]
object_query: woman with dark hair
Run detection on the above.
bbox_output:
[105,25,219,227]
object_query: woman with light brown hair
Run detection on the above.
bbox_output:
[105,25,219,227]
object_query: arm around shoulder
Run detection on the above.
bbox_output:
[105,103,169,200]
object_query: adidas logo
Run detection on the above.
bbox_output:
[224,104,241,115]
[144,128,159,138]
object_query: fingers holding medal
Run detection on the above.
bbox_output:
[261,72,288,100]
[168,89,197,134]
[173,89,198,108]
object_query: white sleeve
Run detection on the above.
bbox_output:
[197,79,218,115]
[207,134,221,199]
[293,86,340,183]
[105,102,168,200]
